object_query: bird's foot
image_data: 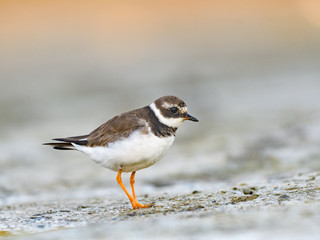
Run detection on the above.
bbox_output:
[131,200,154,209]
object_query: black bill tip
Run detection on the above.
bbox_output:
[185,113,199,122]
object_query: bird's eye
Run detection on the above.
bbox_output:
[170,107,178,114]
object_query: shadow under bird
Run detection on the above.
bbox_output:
[44,95,199,209]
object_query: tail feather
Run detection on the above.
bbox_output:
[43,134,89,150]
[43,142,75,150]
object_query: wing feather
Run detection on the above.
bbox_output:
[87,111,147,147]
[44,107,148,149]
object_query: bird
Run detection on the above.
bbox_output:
[44,96,199,209]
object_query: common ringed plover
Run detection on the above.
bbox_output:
[44,96,198,209]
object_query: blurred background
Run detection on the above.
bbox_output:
[1,0,320,205]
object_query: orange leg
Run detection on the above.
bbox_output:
[130,171,137,200]
[116,169,153,209]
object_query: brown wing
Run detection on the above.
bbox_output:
[87,111,148,147]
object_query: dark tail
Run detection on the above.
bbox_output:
[43,134,89,150]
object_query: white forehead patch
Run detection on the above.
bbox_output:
[180,106,187,113]
[150,102,184,128]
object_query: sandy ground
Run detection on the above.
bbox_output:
[1,171,320,240]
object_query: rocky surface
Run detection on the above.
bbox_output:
[1,172,319,239]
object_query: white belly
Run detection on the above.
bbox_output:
[73,130,175,172]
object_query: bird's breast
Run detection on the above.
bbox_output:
[74,130,175,172]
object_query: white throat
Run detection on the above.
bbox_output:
[149,102,184,128]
